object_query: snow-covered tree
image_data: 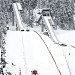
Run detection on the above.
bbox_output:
[5,72,12,75]
[0,0,7,74]
[49,0,74,29]
[21,0,37,27]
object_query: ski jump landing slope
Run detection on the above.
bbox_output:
[5,30,70,75]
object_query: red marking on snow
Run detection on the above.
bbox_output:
[31,70,38,74]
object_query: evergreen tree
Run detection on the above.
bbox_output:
[0,0,7,74]
[21,0,37,27]
[49,0,74,29]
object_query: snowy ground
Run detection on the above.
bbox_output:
[4,30,75,75]
[54,30,75,46]
[4,3,75,75]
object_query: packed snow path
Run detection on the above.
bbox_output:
[5,30,73,75]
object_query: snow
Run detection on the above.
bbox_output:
[5,31,26,75]
[54,30,75,46]
[4,30,75,75]
[54,30,75,75]
[5,5,75,75]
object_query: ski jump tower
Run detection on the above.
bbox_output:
[12,2,24,30]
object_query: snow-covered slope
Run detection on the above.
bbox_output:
[54,30,75,46]
[4,30,74,75]
[54,30,75,75]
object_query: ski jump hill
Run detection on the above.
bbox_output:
[4,2,75,75]
[5,30,71,75]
